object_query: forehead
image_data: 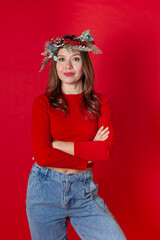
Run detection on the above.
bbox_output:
[57,48,81,56]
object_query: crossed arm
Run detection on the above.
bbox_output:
[51,126,110,163]
[32,126,110,162]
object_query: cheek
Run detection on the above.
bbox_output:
[76,64,83,75]
[56,64,63,74]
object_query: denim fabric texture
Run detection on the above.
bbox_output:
[26,162,127,240]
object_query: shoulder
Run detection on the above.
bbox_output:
[32,92,50,108]
[94,92,113,118]
[94,91,111,105]
[34,92,50,103]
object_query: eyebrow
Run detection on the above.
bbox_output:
[57,54,81,57]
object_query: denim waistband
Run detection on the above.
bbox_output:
[31,162,93,183]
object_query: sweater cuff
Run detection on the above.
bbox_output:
[82,159,89,170]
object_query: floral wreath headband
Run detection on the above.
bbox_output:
[39,29,103,72]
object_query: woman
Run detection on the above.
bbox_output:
[26,30,127,240]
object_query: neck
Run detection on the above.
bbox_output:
[61,81,83,95]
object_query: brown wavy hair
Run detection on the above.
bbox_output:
[44,34,101,121]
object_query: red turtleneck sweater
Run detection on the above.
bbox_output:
[31,92,115,170]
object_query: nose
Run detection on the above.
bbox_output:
[65,59,73,69]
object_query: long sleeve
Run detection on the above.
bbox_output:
[74,94,116,161]
[31,95,88,170]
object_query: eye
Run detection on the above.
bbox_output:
[73,57,80,61]
[58,58,64,61]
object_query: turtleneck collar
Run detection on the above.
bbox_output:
[62,90,83,97]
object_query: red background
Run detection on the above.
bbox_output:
[0,0,160,239]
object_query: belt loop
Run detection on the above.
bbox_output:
[84,170,91,183]
[39,166,50,180]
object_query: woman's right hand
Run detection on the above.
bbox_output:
[93,126,110,141]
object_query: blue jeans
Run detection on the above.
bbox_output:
[26,162,127,240]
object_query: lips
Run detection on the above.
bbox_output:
[64,72,75,76]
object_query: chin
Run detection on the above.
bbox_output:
[60,79,77,84]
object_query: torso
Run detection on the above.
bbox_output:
[46,166,92,174]
[36,93,97,173]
